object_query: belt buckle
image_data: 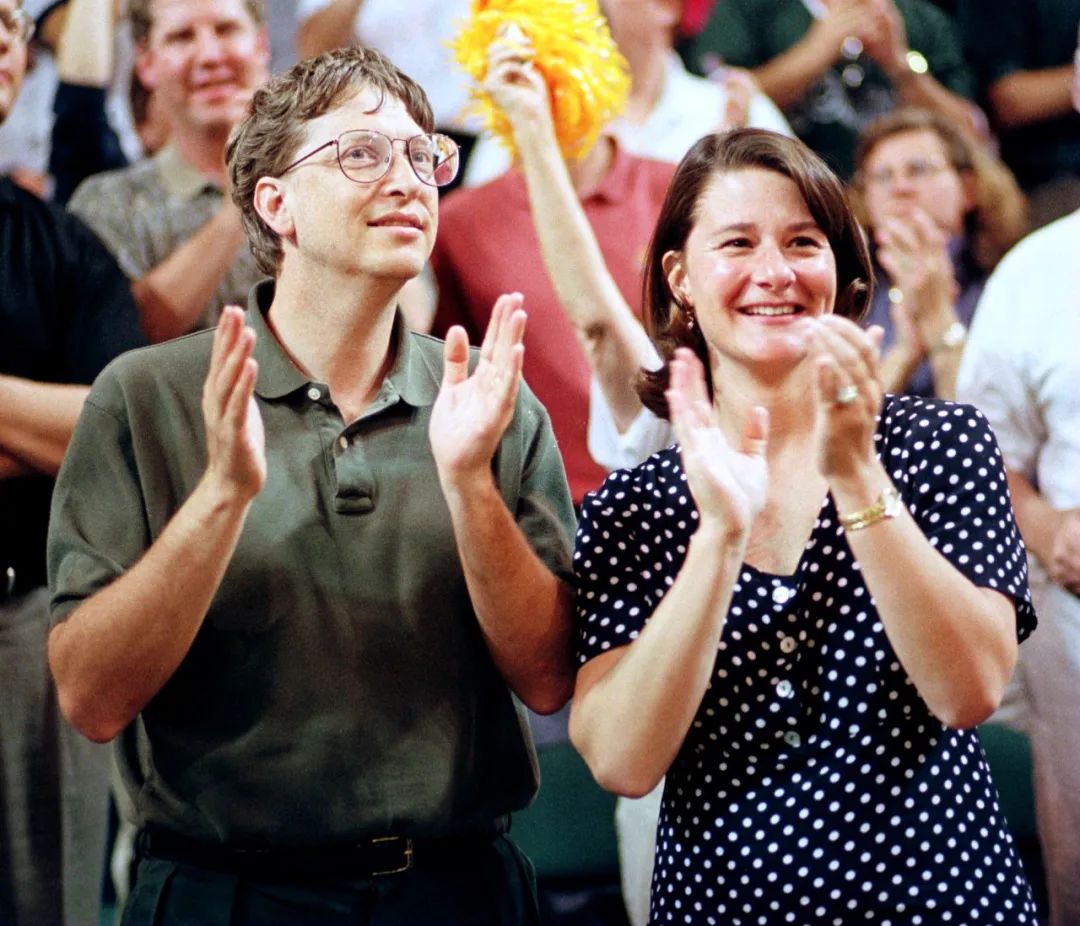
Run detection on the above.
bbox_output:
[370,836,413,876]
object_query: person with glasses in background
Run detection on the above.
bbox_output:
[850,106,1027,398]
[46,45,576,926]
[0,1,148,923]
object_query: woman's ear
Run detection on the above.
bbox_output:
[662,249,691,308]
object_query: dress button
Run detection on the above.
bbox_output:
[784,730,801,748]
[780,636,797,654]
[338,436,348,450]
[307,386,321,401]
[771,586,792,604]
[776,679,793,698]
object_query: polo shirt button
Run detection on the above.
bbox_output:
[338,436,348,450]
[776,679,793,698]
[784,730,801,748]
[307,386,321,401]
[780,636,797,654]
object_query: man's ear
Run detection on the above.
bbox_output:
[253,176,294,239]
[134,46,159,92]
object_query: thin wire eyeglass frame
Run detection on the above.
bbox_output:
[0,6,35,43]
[281,129,460,188]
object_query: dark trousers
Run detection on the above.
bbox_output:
[121,833,540,926]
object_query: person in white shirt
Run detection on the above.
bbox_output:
[956,211,1080,926]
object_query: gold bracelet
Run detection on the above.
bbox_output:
[838,486,904,532]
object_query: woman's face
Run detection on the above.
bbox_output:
[860,128,971,237]
[664,167,837,374]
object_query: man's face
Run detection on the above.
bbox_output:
[0,0,29,125]
[269,86,439,284]
[136,0,268,135]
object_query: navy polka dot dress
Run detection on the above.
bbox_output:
[574,396,1038,925]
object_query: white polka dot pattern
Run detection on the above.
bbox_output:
[573,395,1038,924]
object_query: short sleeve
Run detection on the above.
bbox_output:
[55,209,147,379]
[505,388,577,584]
[573,453,690,664]
[884,398,1036,642]
[956,275,1043,477]
[68,172,150,281]
[47,373,152,625]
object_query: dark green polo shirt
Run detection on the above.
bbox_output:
[48,280,576,845]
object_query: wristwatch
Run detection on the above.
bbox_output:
[839,486,904,532]
[930,320,967,353]
[904,50,929,76]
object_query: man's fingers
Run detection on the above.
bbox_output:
[223,358,258,430]
[442,326,470,388]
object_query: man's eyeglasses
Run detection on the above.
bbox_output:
[283,129,460,188]
[0,6,34,43]
[863,157,951,188]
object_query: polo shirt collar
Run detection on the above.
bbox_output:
[153,144,220,201]
[246,279,440,408]
[581,137,633,206]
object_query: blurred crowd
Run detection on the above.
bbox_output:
[1,0,1078,925]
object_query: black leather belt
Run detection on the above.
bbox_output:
[137,826,498,880]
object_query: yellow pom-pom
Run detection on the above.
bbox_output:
[450,0,631,162]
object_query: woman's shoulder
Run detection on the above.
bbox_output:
[877,393,994,450]
[580,447,686,519]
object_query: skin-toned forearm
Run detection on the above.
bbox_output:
[1005,469,1060,568]
[0,376,88,476]
[878,343,922,394]
[133,202,247,342]
[924,341,961,399]
[753,23,843,110]
[56,0,113,86]
[892,69,984,138]
[570,521,745,797]
[48,474,253,743]
[439,470,575,715]
[988,66,1075,131]
[513,120,655,429]
[296,0,364,59]
[830,460,1017,729]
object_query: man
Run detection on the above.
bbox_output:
[956,0,1080,228]
[68,0,270,341]
[689,0,981,178]
[956,204,1080,926]
[430,45,674,508]
[47,45,575,925]
[956,47,1080,926]
[0,1,147,923]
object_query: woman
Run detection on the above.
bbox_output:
[852,107,1027,399]
[568,129,1038,924]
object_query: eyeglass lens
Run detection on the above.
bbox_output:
[338,130,459,187]
[868,158,946,187]
[0,7,33,41]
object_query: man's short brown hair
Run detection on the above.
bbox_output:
[225,45,435,277]
[128,0,265,46]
